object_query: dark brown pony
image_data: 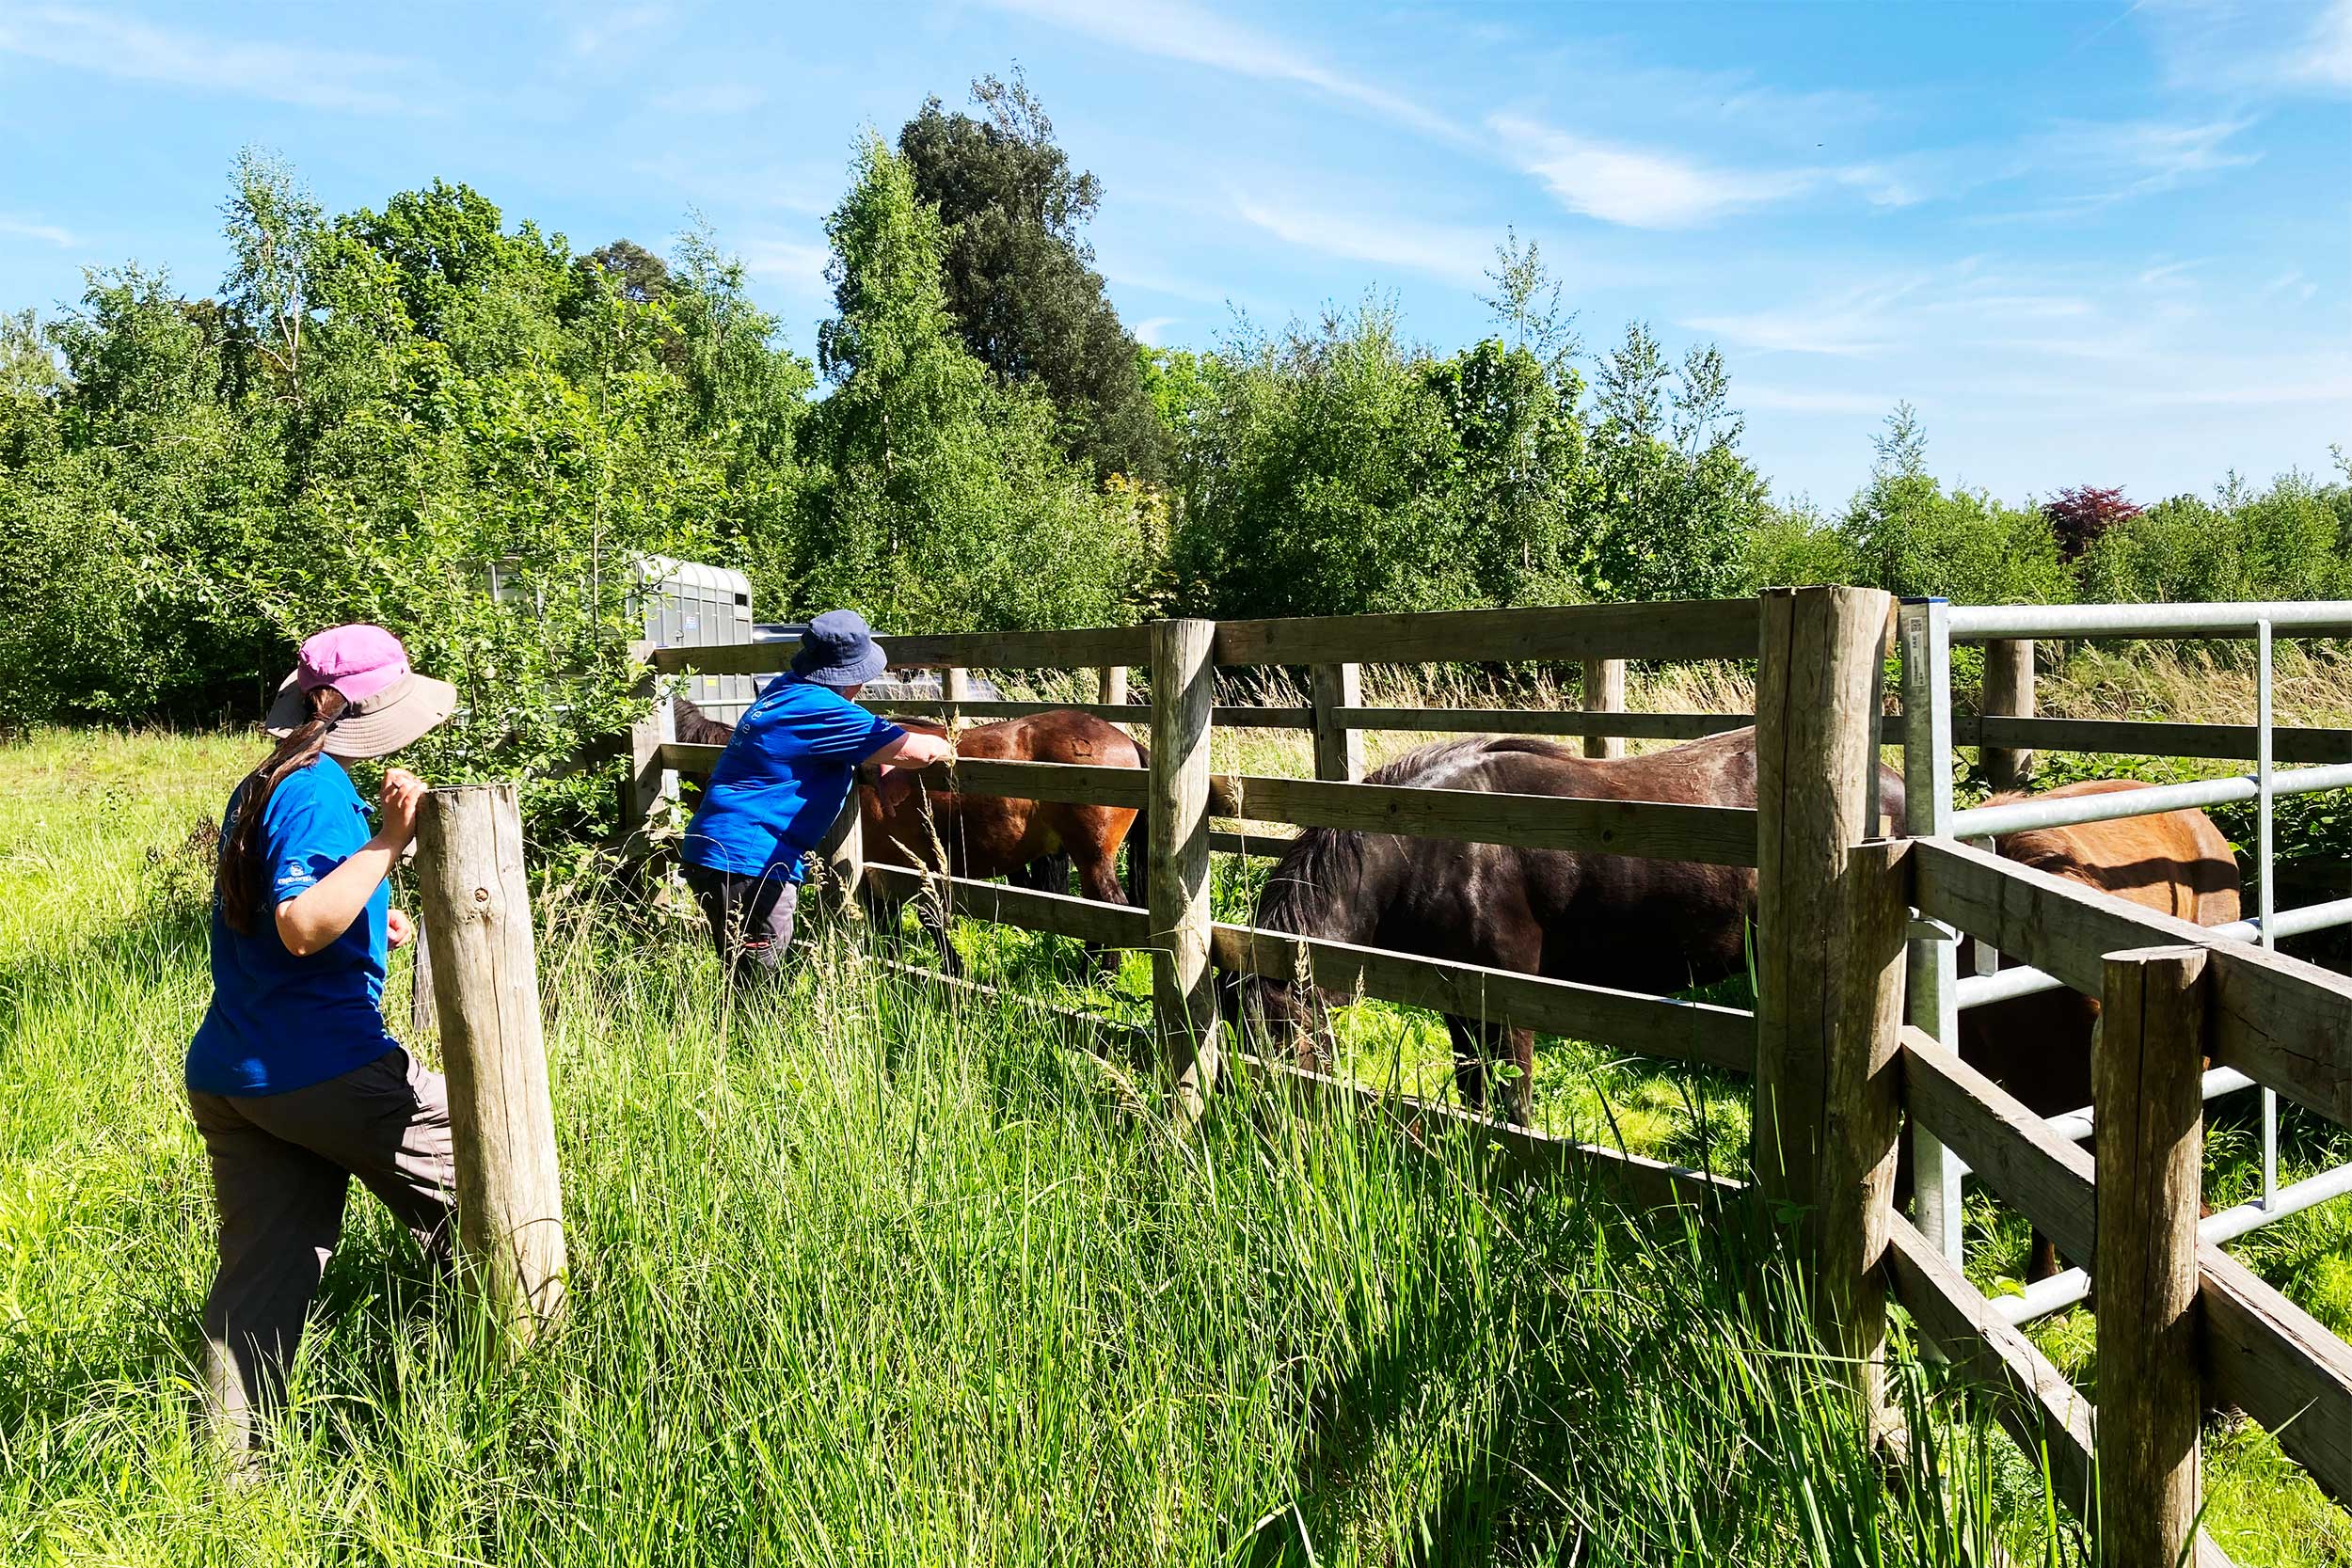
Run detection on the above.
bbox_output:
[1940,778,2239,1278]
[861,709,1149,975]
[1227,727,1907,1124]
[672,696,737,747]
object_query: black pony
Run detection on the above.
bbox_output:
[1229,728,1906,1124]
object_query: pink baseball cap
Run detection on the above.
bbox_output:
[264,624,457,758]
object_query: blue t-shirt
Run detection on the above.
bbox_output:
[683,675,905,879]
[188,756,397,1097]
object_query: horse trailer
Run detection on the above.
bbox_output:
[635,556,758,724]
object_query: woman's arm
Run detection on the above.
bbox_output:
[276,768,427,958]
[868,729,954,773]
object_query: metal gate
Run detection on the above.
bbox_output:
[1899,598,2352,1323]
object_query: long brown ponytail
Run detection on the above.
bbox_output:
[217,686,348,935]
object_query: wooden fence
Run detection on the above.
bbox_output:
[631,589,2351,1561]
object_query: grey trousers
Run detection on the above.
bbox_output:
[188,1047,456,1453]
[684,863,800,987]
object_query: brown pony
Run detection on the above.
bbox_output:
[861,709,1149,975]
[1944,777,2240,1278]
[671,697,1094,902]
[1225,727,1908,1124]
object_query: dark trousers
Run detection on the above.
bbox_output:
[684,863,800,986]
[188,1047,456,1454]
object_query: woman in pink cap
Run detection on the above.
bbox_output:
[186,624,458,1458]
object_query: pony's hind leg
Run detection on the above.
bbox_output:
[1074,851,1127,979]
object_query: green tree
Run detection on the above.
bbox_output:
[898,71,1166,484]
[2078,470,2352,604]
[1841,404,2072,605]
[1584,323,1770,602]
[803,132,1147,630]
[338,179,576,378]
[579,238,671,305]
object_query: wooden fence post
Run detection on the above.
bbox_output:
[620,640,667,847]
[2095,944,2208,1567]
[1754,585,1907,1433]
[1310,662,1364,783]
[817,794,865,916]
[415,783,567,1339]
[1983,638,2035,792]
[943,664,968,731]
[1149,618,1220,1126]
[1098,665,1128,707]
[1581,657,1626,760]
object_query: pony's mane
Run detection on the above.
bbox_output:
[1362,734,1578,786]
[1259,820,1365,941]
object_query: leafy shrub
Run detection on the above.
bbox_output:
[2078,471,2352,605]
[1740,500,1861,591]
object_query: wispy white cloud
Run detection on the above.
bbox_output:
[1974,116,2262,223]
[980,0,1467,142]
[1740,385,1899,416]
[734,235,832,297]
[0,216,75,247]
[1095,254,1235,308]
[0,4,423,113]
[567,5,667,58]
[1690,263,2118,359]
[630,155,834,214]
[1490,114,1913,229]
[648,83,765,117]
[1686,278,1923,357]
[2264,268,2321,304]
[2135,0,2352,96]
[2296,0,2352,88]
[2050,116,2260,198]
[2110,371,2352,407]
[1489,115,1799,228]
[2137,258,2204,289]
[1232,196,1491,287]
[1131,315,1179,346]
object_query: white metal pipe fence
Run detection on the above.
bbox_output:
[1898,596,2352,1307]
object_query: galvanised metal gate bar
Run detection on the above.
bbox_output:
[1898,597,2352,1324]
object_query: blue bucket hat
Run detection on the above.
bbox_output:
[791,609,888,688]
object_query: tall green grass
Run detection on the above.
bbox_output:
[0,727,2340,1564]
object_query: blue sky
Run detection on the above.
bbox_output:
[2,0,2346,507]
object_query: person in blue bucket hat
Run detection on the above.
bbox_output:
[681,610,953,985]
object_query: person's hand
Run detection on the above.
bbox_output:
[376,768,428,851]
[387,907,414,950]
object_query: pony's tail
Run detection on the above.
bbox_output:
[1124,802,1150,907]
[1120,746,1245,908]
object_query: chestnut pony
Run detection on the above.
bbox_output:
[858,710,1149,974]
[1939,778,2239,1278]
[673,699,1137,972]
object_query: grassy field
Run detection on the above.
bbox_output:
[0,688,2344,1562]
[977,652,2352,1563]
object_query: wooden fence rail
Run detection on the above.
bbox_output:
[1913,834,2352,1124]
[624,591,2352,1546]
